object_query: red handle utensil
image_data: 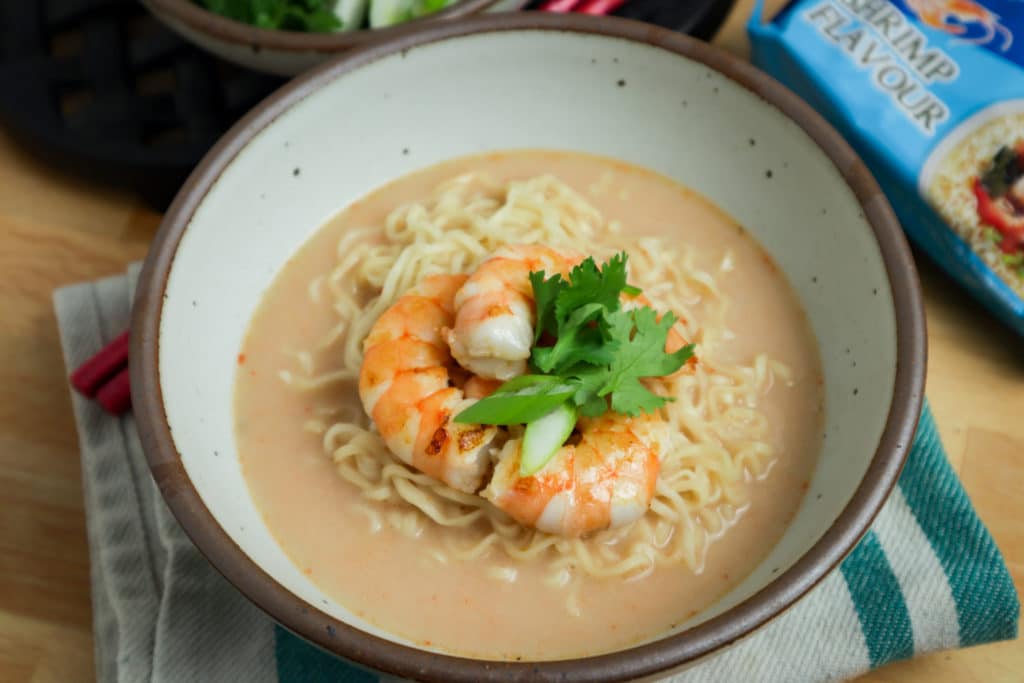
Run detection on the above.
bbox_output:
[538,0,585,11]
[574,0,627,14]
[70,329,132,415]
[95,366,131,415]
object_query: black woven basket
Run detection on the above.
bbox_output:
[0,0,736,210]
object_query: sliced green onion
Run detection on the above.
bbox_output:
[520,402,577,477]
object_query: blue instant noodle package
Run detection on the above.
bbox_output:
[748,0,1024,336]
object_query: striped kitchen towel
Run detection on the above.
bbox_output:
[55,265,1018,683]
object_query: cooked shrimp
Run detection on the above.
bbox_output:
[484,411,671,537]
[444,244,581,381]
[464,375,503,399]
[359,274,499,494]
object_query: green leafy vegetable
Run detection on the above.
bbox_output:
[415,0,451,12]
[981,146,1020,197]
[369,0,414,27]
[335,0,370,30]
[193,0,455,32]
[553,253,628,328]
[597,307,692,416]
[1002,252,1024,268]
[529,254,628,374]
[568,365,612,418]
[983,227,1004,245]
[531,302,614,374]
[455,252,695,429]
[529,269,563,343]
[195,0,342,31]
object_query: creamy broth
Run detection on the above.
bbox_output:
[235,150,824,661]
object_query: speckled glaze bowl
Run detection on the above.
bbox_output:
[141,0,528,76]
[131,14,926,682]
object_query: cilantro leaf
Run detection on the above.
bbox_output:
[598,308,694,416]
[299,7,344,31]
[568,366,611,417]
[531,303,615,373]
[603,308,692,380]
[529,270,564,343]
[608,380,672,416]
[553,254,628,326]
[529,255,633,375]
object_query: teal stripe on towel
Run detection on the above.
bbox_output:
[840,531,915,666]
[897,405,1020,647]
[275,625,377,682]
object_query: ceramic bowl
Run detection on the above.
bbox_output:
[131,14,926,682]
[141,0,528,76]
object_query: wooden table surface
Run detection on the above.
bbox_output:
[0,1,1020,680]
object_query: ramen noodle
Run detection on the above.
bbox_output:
[750,0,1024,335]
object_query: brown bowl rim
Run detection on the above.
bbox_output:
[144,0,530,52]
[131,13,927,683]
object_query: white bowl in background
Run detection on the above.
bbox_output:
[142,0,528,76]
